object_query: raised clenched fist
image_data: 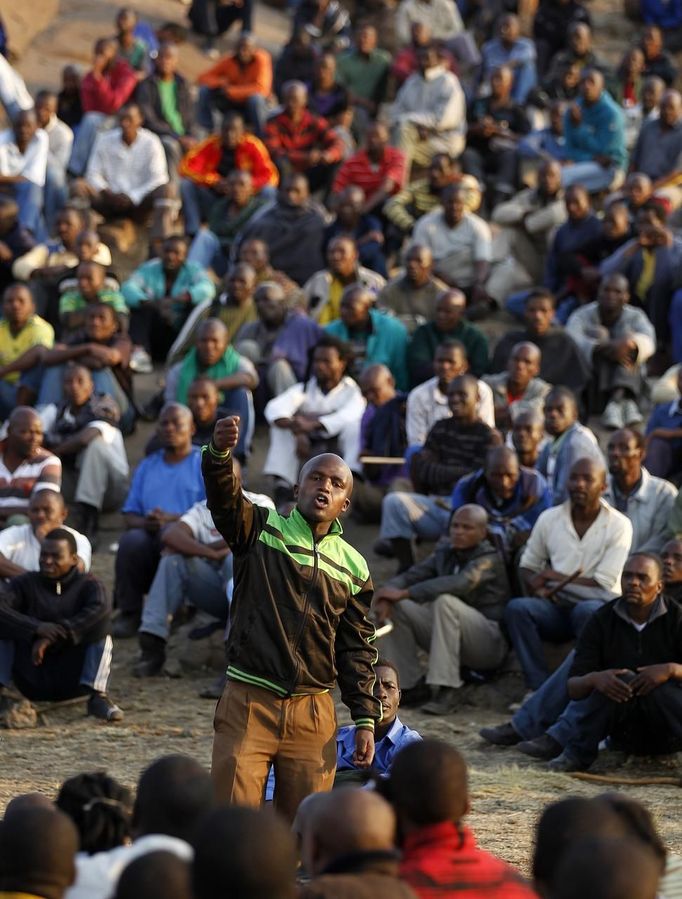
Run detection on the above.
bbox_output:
[212,416,240,452]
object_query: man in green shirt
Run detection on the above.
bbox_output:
[337,25,390,135]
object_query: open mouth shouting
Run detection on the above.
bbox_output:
[314,492,330,510]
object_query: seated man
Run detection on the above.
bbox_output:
[112,403,205,637]
[480,14,537,104]
[388,741,537,899]
[239,173,327,286]
[483,342,551,433]
[542,552,682,771]
[480,538,682,757]
[324,185,387,278]
[384,153,479,244]
[263,335,365,507]
[352,365,408,525]
[303,235,385,325]
[490,288,589,394]
[268,658,421,799]
[512,408,546,470]
[59,261,128,337]
[0,197,36,293]
[0,488,90,579]
[379,374,500,572]
[630,89,682,211]
[411,184,492,316]
[71,103,176,247]
[395,0,463,47]
[641,25,676,86]
[164,318,258,462]
[645,366,682,480]
[406,339,494,446]
[179,113,278,238]
[187,172,269,279]
[461,66,530,210]
[43,364,129,546]
[264,81,344,194]
[122,236,216,362]
[331,122,407,216]
[134,487,274,681]
[34,90,72,233]
[561,69,627,193]
[567,273,655,428]
[237,238,302,304]
[196,33,272,136]
[538,386,603,504]
[325,285,409,390]
[488,161,567,303]
[0,528,122,721]
[377,244,446,326]
[604,427,677,554]
[134,42,195,180]
[408,289,489,387]
[375,505,510,715]
[0,109,48,238]
[504,457,632,691]
[0,283,53,415]
[235,282,323,407]
[0,407,61,527]
[336,24,390,132]
[451,446,552,560]
[391,44,466,173]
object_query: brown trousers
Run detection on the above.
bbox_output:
[212,680,337,822]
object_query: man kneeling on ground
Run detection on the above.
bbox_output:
[0,528,122,722]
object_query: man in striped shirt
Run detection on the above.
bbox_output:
[331,122,407,215]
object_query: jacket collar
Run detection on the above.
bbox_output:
[613,594,669,627]
[288,506,343,540]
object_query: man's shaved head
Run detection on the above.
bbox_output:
[298,453,352,495]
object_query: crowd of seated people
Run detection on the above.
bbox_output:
[0,0,681,870]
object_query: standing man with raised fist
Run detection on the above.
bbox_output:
[202,414,379,821]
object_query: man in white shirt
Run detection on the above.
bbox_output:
[411,183,493,316]
[0,109,48,238]
[0,489,90,579]
[504,456,633,690]
[72,102,177,244]
[35,90,74,234]
[134,488,274,679]
[263,335,365,506]
[396,0,464,47]
[406,340,494,446]
[392,44,467,170]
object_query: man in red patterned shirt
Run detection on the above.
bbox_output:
[331,122,407,215]
[387,740,538,899]
[265,81,345,194]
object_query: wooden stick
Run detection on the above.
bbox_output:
[545,568,584,602]
[359,456,406,465]
[570,772,682,787]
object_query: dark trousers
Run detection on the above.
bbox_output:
[189,0,253,35]
[114,529,163,616]
[562,680,682,766]
[0,637,112,700]
[130,304,185,362]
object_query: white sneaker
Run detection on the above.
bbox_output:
[601,399,624,430]
[130,346,153,374]
[622,398,644,426]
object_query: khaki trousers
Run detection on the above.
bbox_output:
[212,680,337,822]
[378,594,508,689]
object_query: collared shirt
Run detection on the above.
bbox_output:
[411,210,492,287]
[520,499,633,600]
[42,114,74,171]
[0,128,48,187]
[603,468,677,553]
[480,37,537,102]
[395,0,463,44]
[0,315,54,384]
[406,376,494,445]
[537,421,604,504]
[85,127,168,205]
[0,523,91,573]
[566,301,656,371]
[631,118,682,180]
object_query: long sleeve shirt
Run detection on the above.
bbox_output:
[537,422,604,504]
[564,90,627,169]
[85,127,168,205]
[265,110,344,171]
[81,59,137,115]
[604,468,677,554]
[121,259,216,308]
[405,375,494,445]
[392,67,466,139]
[411,418,498,495]
[178,134,278,192]
[396,0,463,45]
[566,301,656,371]
[264,375,366,440]
[197,49,273,102]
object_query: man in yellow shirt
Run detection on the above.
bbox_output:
[0,284,53,413]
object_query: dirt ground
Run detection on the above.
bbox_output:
[0,0,680,876]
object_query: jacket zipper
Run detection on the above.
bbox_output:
[288,539,320,694]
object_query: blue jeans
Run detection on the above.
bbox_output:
[513,650,574,740]
[669,288,682,363]
[8,180,46,240]
[505,289,531,321]
[197,86,268,136]
[0,636,113,699]
[139,552,233,640]
[0,367,43,417]
[504,596,604,690]
[68,112,112,176]
[44,160,68,233]
[187,227,229,275]
[379,491,450,542]
[561,161,618,193]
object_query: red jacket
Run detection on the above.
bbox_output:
[81,59,138,115]
[401,823,538,899]
[178,134,279,192]
[332,146,406,199]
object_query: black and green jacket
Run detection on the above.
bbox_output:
[202,445,381,730]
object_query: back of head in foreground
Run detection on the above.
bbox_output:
[113,851,191,899]
[0,806,78,899]
[132,755,215,844]
[550,838,662,899]
[192,805,297,899]
[302,788,397,877]
[384,739,468,830]
[56,771,133,854]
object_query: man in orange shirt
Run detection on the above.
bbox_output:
[179,112,278,236]
[197,33,272,136]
